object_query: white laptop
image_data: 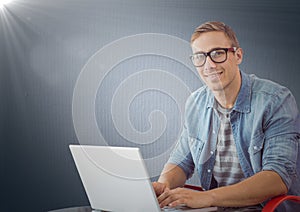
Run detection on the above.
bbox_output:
[69,145,217,212]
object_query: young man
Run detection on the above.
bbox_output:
[153,21,300,211]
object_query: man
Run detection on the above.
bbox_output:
[153,21,300,211]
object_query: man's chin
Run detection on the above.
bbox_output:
[208,84,225,93]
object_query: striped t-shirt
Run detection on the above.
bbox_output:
[213,103,245,187]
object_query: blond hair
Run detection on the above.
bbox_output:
[191,21,240,47]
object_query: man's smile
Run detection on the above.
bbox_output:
[203,71,223,80]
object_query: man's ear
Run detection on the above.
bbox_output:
[235,48,243,65]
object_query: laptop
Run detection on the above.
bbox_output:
[69,145,217,212]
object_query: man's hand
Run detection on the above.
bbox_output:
[157,187,213,208]
[152,182,169,197]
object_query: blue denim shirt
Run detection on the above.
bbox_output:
[168,71,300,210]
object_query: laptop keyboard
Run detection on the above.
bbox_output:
[161,205,218,211]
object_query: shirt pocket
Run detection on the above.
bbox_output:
[248,132,265,173]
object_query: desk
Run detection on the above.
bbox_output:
[49,206,92,212]
[49,206,262,212]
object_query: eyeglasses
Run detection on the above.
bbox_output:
[190,47,237,67]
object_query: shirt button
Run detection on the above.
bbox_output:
[207,169,211,173]
[210,151,214,155]
[213,130,216,134]
[253,146,258,150]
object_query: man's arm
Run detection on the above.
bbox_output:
[152,163,187,196]
[158,170,288,208]
[207,170,287,207]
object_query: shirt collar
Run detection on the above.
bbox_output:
[207,71,252,113]
[234,71,251,113]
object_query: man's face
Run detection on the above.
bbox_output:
[191,31,243,92]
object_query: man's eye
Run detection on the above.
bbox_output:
[212,50,225,57]
[195,54,205,60]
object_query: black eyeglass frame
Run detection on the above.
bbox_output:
[190,47,237,67]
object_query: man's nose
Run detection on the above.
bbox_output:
[204,56,217,70]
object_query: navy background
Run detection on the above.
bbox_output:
[1,0,300,211]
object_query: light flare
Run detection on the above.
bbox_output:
[0,0,13,9]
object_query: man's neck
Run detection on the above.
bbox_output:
[213,71,241,109]
[214,93,237,109]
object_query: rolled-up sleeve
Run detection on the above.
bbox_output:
[167,124,195,179]
[262,134,299,189]
[262,88,300,189]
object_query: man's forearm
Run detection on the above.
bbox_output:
[158,163,187,189]
[207,170,288,207]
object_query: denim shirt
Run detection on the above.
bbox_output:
[168,71,300,210]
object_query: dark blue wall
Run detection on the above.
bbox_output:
[2,0,300,211]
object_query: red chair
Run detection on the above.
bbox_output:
[183,184,203,191]
[262,195,300,212]
[184,184,300,212]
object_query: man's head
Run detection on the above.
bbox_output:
[190,21,243,99]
